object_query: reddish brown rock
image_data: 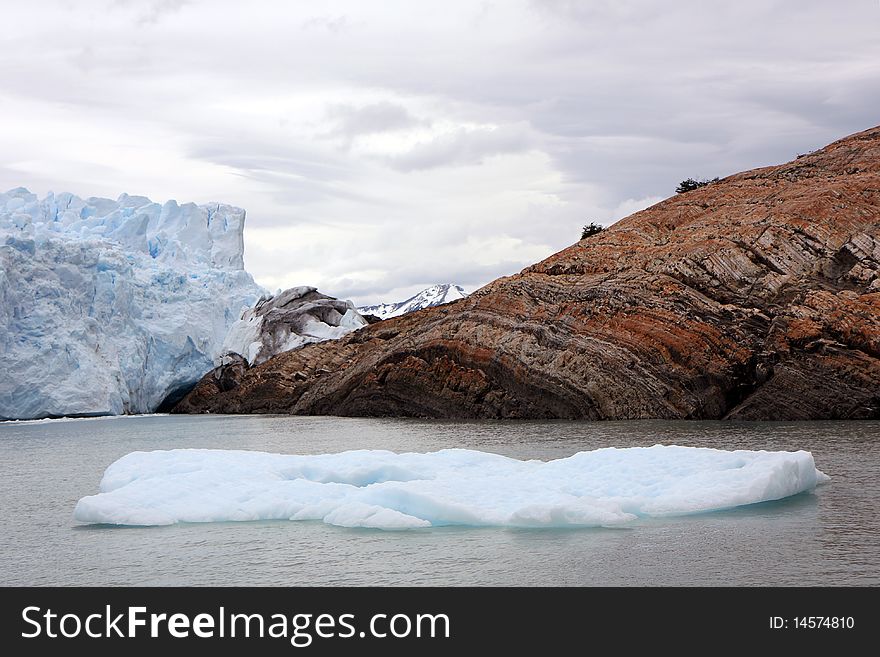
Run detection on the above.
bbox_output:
[175,126,880,420]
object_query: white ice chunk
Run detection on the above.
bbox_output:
[219,287,368,366]
[73,445,829,530]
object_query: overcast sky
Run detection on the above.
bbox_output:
[1,1,878,304]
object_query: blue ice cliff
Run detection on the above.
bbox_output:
[0,187,266,419]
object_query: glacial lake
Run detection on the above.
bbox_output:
[1,415,877,586]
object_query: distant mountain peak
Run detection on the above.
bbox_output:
[358,283,467,320]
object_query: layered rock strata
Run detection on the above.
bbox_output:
[176,127,880,420]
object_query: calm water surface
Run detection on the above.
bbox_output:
[0,415,877,586]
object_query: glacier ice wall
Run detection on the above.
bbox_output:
[0,187,265,419]
[73,445,829,529]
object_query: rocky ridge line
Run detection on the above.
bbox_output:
[175,126,880,420]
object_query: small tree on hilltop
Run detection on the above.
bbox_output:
[581,222,604,240]
[676,177,720,194]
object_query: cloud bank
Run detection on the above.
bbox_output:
[1,0,878,303]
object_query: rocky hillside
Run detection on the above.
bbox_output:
[175,126,880,420]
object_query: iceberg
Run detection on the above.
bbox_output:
[0,188,265,419]
[73,445,829,529]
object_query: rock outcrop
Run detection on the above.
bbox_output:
[175,126,880,420]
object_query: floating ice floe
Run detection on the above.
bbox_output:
[73,445,829,530]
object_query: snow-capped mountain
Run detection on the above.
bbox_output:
[358,284,467,320]
[0,187,265,420]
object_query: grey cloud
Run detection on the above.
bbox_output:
[325,259,529,303]
[231,169,382,222]
[190,140,354,183]
[185,137,383,223]
[742,75,880,136]
[529,0,665,26]
[113,0,192,25]
[325,101,426,143]
[301,15,353,33]
[387,124,533,171]
[2,1,879,304]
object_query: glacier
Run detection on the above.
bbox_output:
[73,445,829,529]
[0,187,265,419]
[221,285,368,366]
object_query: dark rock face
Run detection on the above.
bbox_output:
[214,353,249,392]
[175,126,880,420]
